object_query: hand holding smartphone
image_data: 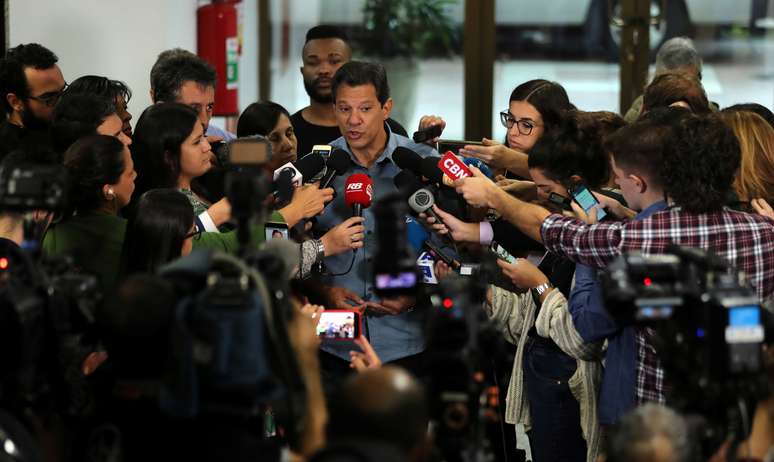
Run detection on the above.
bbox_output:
[490,240,516,264]
[569,184,607,221]
[317,310,361,340]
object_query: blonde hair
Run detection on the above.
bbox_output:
[721,111,774,202]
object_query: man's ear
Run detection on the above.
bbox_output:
[6,93,23,113]
[629,173,646,193]
[382,98,393,120]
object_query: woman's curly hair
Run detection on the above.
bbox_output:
[660,112,741,213]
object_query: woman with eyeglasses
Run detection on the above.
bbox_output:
[42,135,137,292]
[460,79,573,179]
[124,189,228,274]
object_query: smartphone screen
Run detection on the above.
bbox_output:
[317,310,361,340]
[571,185,607,220]
[489,241,516,264]
[264,221,289,240]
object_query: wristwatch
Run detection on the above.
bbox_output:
[532,282,553,296]
[313,239,325,262]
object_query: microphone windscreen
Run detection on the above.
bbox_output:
[392,147,422,173]
[327,149,351,175]
[344,173,374,209]
[419,156,444,184]
[393,170,424,198]
[294,153,325,180]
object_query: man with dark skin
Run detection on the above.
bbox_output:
[291,26,408,156]
[0,43,66,159]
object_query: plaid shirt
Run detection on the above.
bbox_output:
[634,327,666,405]
[541,206,774,304]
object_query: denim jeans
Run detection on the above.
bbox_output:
[523,339,587,462]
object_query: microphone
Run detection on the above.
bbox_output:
[295,152,326,183]
[392,146,423,174]
[437,151,472,184]
[408,188,454,243]
[418,156,469,221]
[344,173,373,218]
[394,170,425,199]
[320,149,351,189]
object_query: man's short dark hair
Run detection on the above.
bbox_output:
[305,25,349,44]
[0,43,59,115]
[605,107,686,189]
[661,111,740,213]
[150,49,217,103]
[50,92,117,153]
[332,61,389,105]
[68,75,132,106]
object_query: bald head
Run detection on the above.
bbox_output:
[327,366,428,454]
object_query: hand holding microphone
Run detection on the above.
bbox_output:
[344,173,374,218]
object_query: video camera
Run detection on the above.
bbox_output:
[602,246,771,449]
[0,161,100,416]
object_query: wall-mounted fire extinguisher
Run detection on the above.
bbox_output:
[197,0,241,116]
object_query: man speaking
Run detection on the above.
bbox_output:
[312,61,438,379]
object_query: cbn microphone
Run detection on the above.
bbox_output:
[344,173,373,218]
[437,151,472,185]
[320,149,351,189]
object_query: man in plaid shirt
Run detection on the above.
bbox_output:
[453,109,774,424]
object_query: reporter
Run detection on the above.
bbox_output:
[237,101,298,170]
[67,75,133,138]
[51,92,132,154]
[42,135,136,292]
[129,102,233,229]
[459,79,572,179]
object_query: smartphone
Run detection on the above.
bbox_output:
[570,184,607,220]
[437,139,484,156]
[264,221,289,240]
[317,310,361,340]
[228,137,271,166]
[412,124,443,143]
[548,192,572,211]
[489,241,516,264]
[311,144,332,160]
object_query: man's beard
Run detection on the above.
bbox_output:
[20,103,51,131]
[303,77,333,104]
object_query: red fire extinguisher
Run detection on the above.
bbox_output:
[197,0,241,116]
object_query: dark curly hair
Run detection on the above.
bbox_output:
[527,110,622,189]
[51,92,118,153]
[62,135,126,215]
[68,75,132,106]
[0,43,58,115]
[150,50,217,103]
[660,112,741,213]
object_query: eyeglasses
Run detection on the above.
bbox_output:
[499,111,541,136]
[184,226,202,241]
[28,82,69,107]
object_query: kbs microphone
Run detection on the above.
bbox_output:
[344,173,373,217]
[320,149,351,189]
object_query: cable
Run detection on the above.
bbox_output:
[328,250,357,277]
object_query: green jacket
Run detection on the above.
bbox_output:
[42,211,127,292]
[42,210,285,291]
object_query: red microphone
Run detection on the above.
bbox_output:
[344,173,374,217]
[437,151,472,186]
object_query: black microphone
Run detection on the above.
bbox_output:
[419,156,469,221]
[393,170,425,199]
[392,146,423,174]
[294,152,326,183]
[320,149,351,189]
